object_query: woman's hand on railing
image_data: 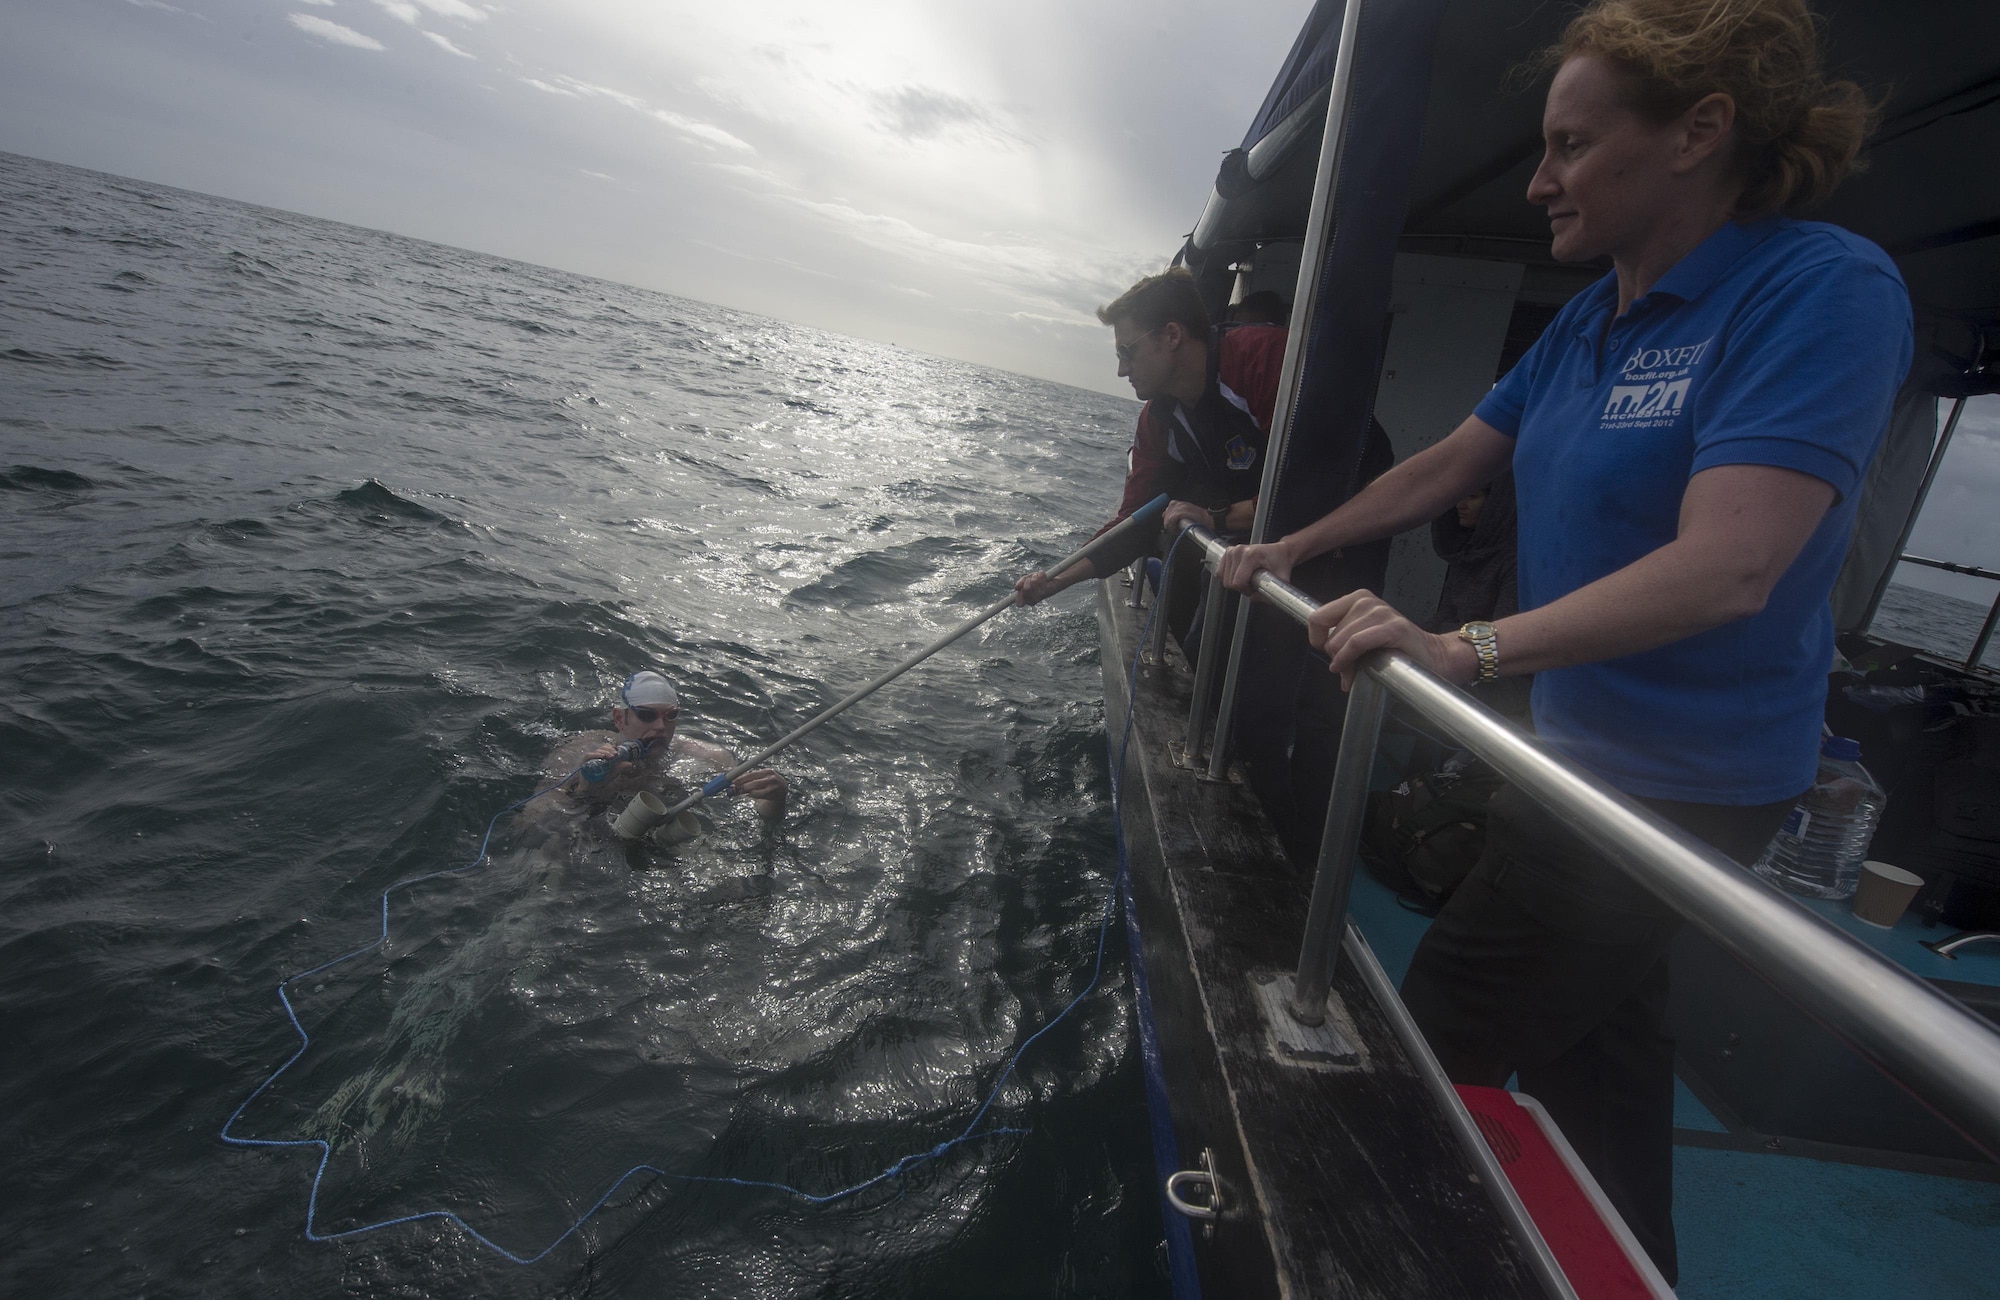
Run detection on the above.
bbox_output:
[1309,590,1478,691]
[1218,540,1294,592]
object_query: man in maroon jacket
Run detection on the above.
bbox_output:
[1015,265,1396,865]
[1013,267,1288,607]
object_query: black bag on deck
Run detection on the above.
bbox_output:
[1362,759,1504,912]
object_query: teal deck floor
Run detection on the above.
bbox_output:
[1345,866,2000,1298]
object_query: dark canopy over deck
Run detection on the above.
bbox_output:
[1181,0,2000,622]
[1191,0,2000,355]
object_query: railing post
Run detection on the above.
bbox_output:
[1206,596,1254,781]
[1970,588,2000,672]
[1182,558,1232,763]
[1149,541,1179,664]
[1287,669,1389,1026]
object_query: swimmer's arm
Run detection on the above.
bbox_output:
[738,770,787,822]
[535,733,615,802]
[673,737,787,821]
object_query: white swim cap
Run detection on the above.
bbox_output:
[621,670,679,710]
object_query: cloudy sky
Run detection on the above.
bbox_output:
[3,0,1994,612]
[0,0,1314,393]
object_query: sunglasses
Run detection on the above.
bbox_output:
[629,705,679,724]
[1114,325,1165,365]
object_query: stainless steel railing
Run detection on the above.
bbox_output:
[1167,523,2000,1163]
[1144,537,1240,776]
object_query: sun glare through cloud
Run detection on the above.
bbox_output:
[485,0,1196,375]
[2,0,1312,390]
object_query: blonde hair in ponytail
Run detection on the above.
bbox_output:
[1541,0,1879,218]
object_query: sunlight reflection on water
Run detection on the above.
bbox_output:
[0,151,1162,1297]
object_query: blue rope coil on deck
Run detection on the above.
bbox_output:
[220,561,1173,1267]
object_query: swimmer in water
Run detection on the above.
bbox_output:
[308,670,783,1159]
[527,670,788,829]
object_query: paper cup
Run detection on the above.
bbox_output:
[610,790,670,841]
[1852,861,1924,928]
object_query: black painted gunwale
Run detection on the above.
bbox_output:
[1098,581,1550,1299]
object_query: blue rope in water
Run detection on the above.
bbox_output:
[222,577,1173,1265]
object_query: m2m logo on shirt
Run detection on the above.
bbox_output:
[1605,378,1691,417]
[1601,336,1712,430]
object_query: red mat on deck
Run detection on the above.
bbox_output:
[1455,1084,1669,1300]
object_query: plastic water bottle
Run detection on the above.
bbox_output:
[1751,736,1886,900]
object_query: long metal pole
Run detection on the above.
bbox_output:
[1898,554,2000,582]
[662,494,1168,818]
[1207,0,1370,777]
[1179,529,2000,1161]
[1858,395,1967,633]
[1286,671,1388,1025]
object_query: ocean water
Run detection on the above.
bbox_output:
[0,152,1164,1297]
[1871,581,2000,673]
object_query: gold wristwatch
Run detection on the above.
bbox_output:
[1457,621,1499,682]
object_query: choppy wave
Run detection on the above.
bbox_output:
[333,477,472,529]
[0,464,97,492]
[0,149,1157,1298]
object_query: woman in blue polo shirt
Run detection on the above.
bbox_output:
[1218,0,1910,1282]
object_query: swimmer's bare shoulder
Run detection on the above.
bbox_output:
[672,736,737,769]
[543,730,616,782]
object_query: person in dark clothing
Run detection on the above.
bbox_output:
[1229,289,1291,327]
[1361,473,1526,903]
[1239,441,1395,867]
[1013,266,1394,861]
[1012,267,1287,612]
[1428,470,1531,719]
[1430,474,1518,631]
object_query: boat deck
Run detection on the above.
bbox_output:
[1100,586,1559,1298]
[1104,565,2000,1297]
[1348,863,2000,1299]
